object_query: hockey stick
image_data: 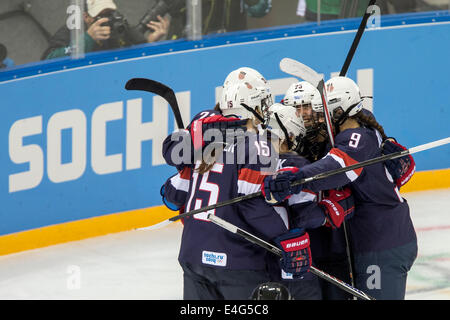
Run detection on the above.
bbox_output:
[125,78,185,129]
[207,214,375,300]
[340,0,377,77]
[338,0,377,291]
[339,0,378,288]
[168,137,450,222]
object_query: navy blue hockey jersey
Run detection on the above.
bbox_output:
[267,152,327,281]
[299,126,417,253]
[164,133,288,271]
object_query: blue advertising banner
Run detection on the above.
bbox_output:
[1,18,449,236]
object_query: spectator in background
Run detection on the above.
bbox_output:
[167,0,272,40]
[378,0,443,13]
[296,0,442,23]
[0,43,15,69]
[41,0,170,60]
[297,0,371,22]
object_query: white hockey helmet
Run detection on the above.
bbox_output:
[220,82,265,122]
[265,103,306,151]
[282,81,319,107]
[220,67,273,123]
[325,76,363,123]
[222,67,266,88]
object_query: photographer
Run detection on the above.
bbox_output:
[41,0,170,60]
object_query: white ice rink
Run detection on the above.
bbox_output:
[0,188,449,300]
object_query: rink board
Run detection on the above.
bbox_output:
[1,14,449,254]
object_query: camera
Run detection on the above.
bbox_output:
[95,10,129,40]
[135,0,184,34]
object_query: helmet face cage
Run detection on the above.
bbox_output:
[266,103,306,151]
[292,99,329,159]
[283,81,324,141]
[295,100,328,143]
[261,93,274,126]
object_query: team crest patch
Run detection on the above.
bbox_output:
[202,251,227,267]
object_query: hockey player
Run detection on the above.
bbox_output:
[161,66,272,171]
[281,81,328,162]
[162,81,311,300]
[281,81,355,300]
[262,76,418,300]
[261,103,355,300]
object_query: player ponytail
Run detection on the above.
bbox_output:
[195,148,217,174]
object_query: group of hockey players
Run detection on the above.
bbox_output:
[160,65,418,300]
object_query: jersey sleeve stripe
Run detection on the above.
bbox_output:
[179,167,192,180]
[237,180,261,195]
[288,190,317,205]
[238,168,267,185]
[170,173,190,192]
[327,148,363,181]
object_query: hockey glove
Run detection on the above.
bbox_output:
[190,115,248,150]
[261,168,305,204]
[381,138,416,188]
[274,228,311,279]
[319,188,355,228]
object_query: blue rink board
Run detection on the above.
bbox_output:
[0,13,449,235]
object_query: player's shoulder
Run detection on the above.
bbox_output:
[334,126,381,160]
[336,126,379,147]
[236,133,277,172]
[186,109,221,129]
[191,109,221,122]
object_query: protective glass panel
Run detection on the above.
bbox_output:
[1,0,449,70]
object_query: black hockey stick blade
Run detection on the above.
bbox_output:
[125,78,185,129]
[340,0,377,76]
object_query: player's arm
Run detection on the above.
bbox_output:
[262,131,367,202]
[162,110,246,170]
[236,149,288,239]
[161,167,191,211]
[162,129,193,171]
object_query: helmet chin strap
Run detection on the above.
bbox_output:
[274,112,294,151]
[240,103,265,128]
[333,103,360,131]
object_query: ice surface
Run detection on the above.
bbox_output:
[0,188,449,300]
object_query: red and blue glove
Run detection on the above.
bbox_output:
[319,187,355,228]
[190,115,248,150]
[261,168,305,204]
[381,138,416,188]
[274,228,312,279]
